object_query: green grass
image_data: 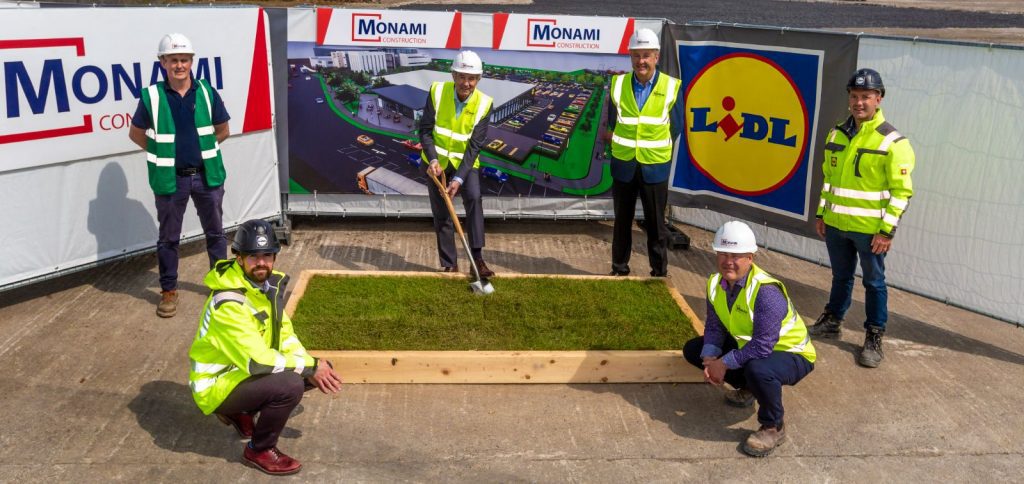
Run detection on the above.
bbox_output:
[292,275,695,351]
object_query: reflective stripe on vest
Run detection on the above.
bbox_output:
[609,72,679,164]
[422,81,492,170]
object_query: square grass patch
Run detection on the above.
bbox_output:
[291,275,696,351]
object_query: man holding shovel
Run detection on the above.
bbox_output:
[418,50,495,277]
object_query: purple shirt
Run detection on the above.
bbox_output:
[700,274,788,369]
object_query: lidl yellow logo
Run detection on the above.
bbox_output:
[685,52,808,195]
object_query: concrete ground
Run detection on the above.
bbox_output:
[1,218,1022,482]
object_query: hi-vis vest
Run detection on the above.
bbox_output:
[188,260,317,415]
[707,264,816,363]
[609,72,679,163]
[817,109,915,236]
[140,79,226,195]
[421,81,493,170]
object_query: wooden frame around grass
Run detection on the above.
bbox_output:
[286,270,705,384]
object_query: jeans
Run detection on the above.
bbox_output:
[683,336,813,429]
[154,174,227,291]
[824,225,888,330]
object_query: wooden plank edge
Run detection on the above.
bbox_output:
[310,350,704,384]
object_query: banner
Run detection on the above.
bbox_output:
[317,8,462,49]
[288,10,630,199]
[491,13,634,54]
[663,25,857,236]
[0,7,273,172]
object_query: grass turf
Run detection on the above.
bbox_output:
[291,275,696,351]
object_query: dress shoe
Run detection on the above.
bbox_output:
[474,259,495,278]
[244,444,302,475]
[216,412,254,439]
[441,265,459,273]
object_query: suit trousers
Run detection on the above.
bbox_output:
[427,167,484,268]
[611,162,668,276]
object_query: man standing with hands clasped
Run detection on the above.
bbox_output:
[807,68,916,369]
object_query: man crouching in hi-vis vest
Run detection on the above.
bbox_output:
[418,50,495,276]
[128,33,231,319]
[682,222,816,457]
[605,28,682,278]
[806,68,915,369]
[188,219,343,475]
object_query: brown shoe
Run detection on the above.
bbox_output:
[156,290,178,318]
[244,445,302,475]
[724,388,755,408]
[473,259,495,278]
[216,412,254,440]
[742,424,787,457]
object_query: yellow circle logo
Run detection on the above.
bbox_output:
[685,53,808,195]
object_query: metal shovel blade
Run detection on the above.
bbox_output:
[469,278,495,295]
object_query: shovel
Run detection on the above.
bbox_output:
[427,170,495,295]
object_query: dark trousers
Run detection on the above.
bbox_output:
[824,225,888,329]
[426,167,484,268]
[611,163,668,276]
[215,372,305,451]
[683,336,813,429]
[154,174,226,291]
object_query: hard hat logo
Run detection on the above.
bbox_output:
[256,235,268,248]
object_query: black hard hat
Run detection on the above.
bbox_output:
[232,219,281,255]
[847,68,885,97]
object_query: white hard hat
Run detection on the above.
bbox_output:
[712,221,758,254]
[452,50,483,75]
[157,33,195,57]
[628,28,660,51]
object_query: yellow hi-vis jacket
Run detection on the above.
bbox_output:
[188,260,318,415]
[420,81,493,170]
[140,79,225,195]
[817,109,915,237]
[609,72,680,163]
[707,264,816,363]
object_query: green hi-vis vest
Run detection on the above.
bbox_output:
[817,109,915,236]
[140,79,226,195]
[707,264,816,364]
[609,72,679,163]
[188,260,318,415]
[420,81,493,170]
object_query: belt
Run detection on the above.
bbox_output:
[176,167,203,176]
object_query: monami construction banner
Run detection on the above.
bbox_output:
[663,25,857,236]
[287,9,633,199]
[0,7,274,172]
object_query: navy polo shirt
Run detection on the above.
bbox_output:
[132,79,230,170]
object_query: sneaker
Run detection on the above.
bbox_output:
[742,424,787,457]
[724,388,755,408]
[474,259,495,278]
[807,311,842,338]
[243,445,302,476]
[216,412,254,440]
[858,325,885,368]
[156,290,178,318]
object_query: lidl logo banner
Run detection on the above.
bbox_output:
[491,13,634,54]
[0,7,273,173]
[671,41,823,219]
[317,9,462,49]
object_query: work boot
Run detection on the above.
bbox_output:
[858,325,885,368]
[807,311,842,339]
[742,424,787,457]
[156,290,178,318]
[474,259,495,278]
[216,412,254,440]
[724,388,755,408]
[244,444,302,476]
